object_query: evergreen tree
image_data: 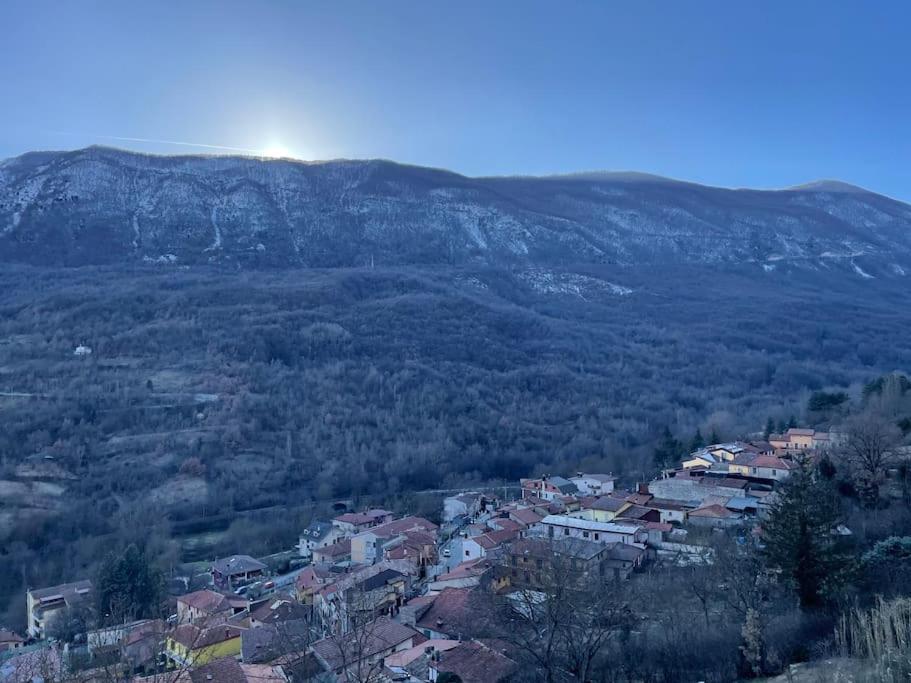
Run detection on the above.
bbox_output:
[764,417,775,438]
[709,427,721,445]
[761,460,846,609]
[787,415,798,429]
[96,543,164,625]
[689,428,705,452]
[653,426,681,471]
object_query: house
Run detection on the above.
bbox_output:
[383,529,438,570]
[616,505,661,523]
[176,589,231,624]
[688,504,743,528]
[26,579,93,638]
[443,492,485,523]
[769,428,837,453]
[648,498,687,524]
[573,495,629,522]
[165,622,242,667]
[350,516,438,565]
[414,588,478,640]
[729,454,794,481]
[384,638,461,679]
[682,450,718,470]
[429,639,518,683]
[314,561,415,633]
[504,537,614,588]
[189,657,286,683]
[428,559,492,593]
[539,515,647,545]
[458,528,519,562]
[211,555,267,590]
[603,543,646,580]
[508,506,545,527]
[249,597,311,628]
[332,509,393,535]
[748,455,795,481]
[241,619,314,664]
[569,473,616,496]
[309,617,420,679]
[486,517,526,535]
[120,619,167,673]
[312,539,352,565]
[295,564,336,604]
[520,475,578,501]
[0,629,24,652]
[298,519,347,559]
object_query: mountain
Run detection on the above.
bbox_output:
[1,146,909,273]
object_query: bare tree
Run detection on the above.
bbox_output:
[844,413,902,505]
[480,538,634,683]
[314,588,401,683]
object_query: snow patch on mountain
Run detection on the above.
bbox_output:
[852,261,874,279]
[518,269,632,298]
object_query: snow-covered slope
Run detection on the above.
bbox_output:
[1,146,910,271]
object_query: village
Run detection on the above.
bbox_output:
[0,428,841,682]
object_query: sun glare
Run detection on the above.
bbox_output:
[261,144,292,159]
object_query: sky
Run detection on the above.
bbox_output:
[1,1,909,199]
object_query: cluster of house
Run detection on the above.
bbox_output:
[0,427,835,682]
[649,427,840,527]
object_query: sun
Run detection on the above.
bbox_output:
[261,144,292,159]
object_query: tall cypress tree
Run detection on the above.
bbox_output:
[761,460,846,609]
[97,543,164,625]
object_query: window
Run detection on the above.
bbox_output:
[563,528,569,536]
[772,469,777,476]
[465,550,470,557]
[594,533,600,541]
[582,531,589,538]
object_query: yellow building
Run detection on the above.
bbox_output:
[571,497,630,522]
[165,623,241,668]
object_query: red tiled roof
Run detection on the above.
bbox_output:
[510,508,544,525]
[0,629,24,644]
[432,640,518,683]
[170,623,241,649]
[750,455,795,469]
[313,539,351,558]
[689,504,734,519]
[415,588,474,634]
[472,529,518,550]
[177,589,229,614]
[488,518,524,533]
[311,617,417,671]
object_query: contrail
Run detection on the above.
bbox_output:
[92,134,263,155]
[48,131,264,155]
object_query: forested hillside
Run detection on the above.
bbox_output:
[0,261,909,628]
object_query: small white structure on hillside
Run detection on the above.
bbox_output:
[73,345,93,357]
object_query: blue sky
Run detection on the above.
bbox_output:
[1,1,908,199]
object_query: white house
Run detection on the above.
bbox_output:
[538,515,645,545]
[569,473,616,496]
[442,492,485,523]
[298,519,347,558]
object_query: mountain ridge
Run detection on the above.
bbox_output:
[1,146,909,271]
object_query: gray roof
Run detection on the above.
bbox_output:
[311,617,417,671]
[29,579,93,604]
[212,554,267,576]
[302,520,335,541]
[547,476,578,493]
